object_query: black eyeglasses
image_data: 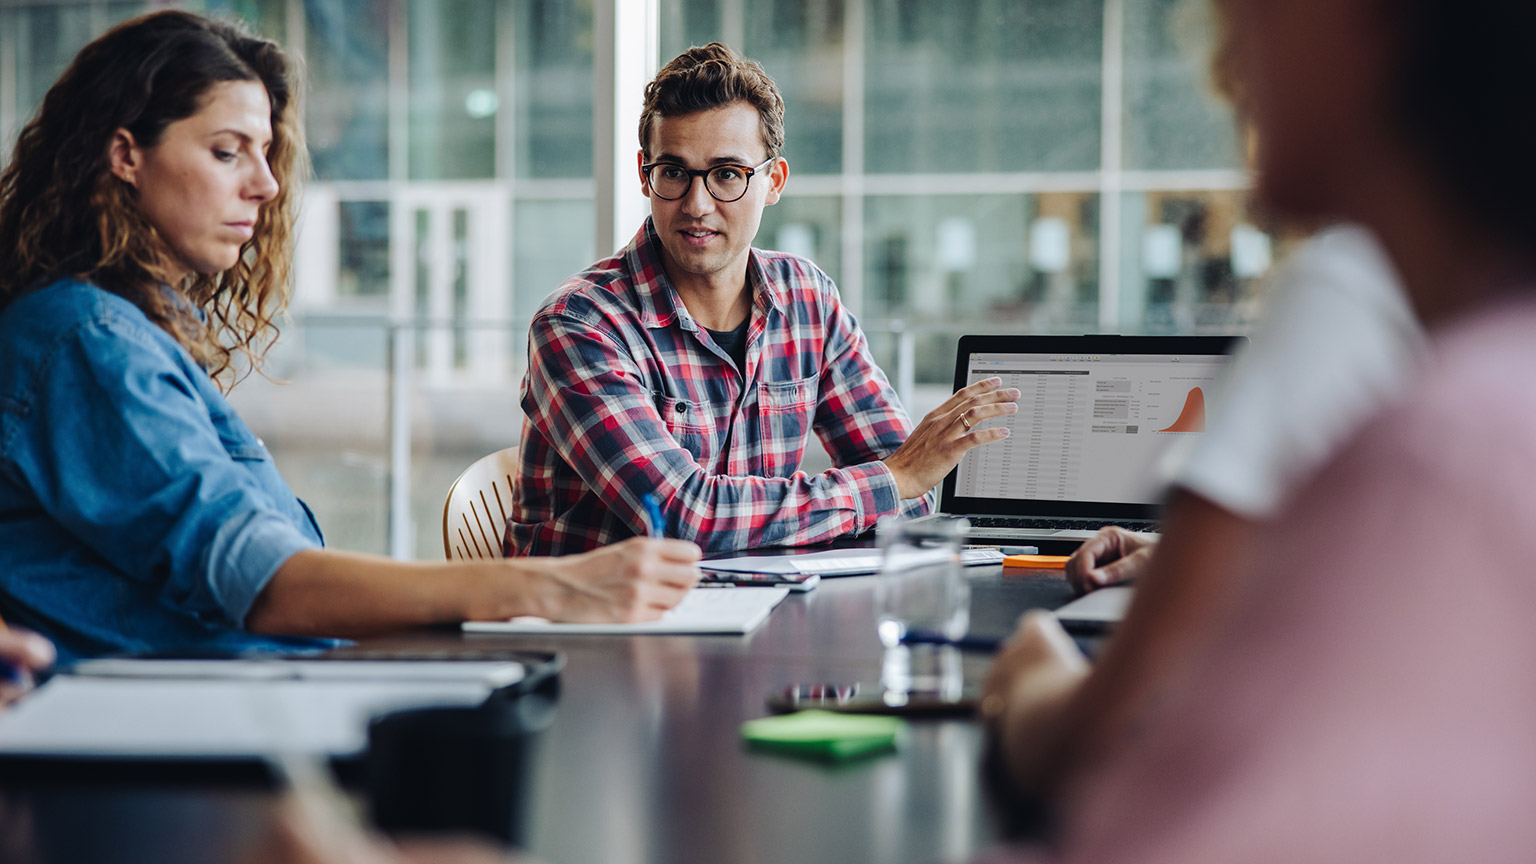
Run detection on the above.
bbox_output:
[641,157,776,202]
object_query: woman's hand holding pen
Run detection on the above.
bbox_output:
[534,536,702,624]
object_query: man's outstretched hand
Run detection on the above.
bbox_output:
[884,377,1019,500]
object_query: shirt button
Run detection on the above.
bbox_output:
[676,403,688,413]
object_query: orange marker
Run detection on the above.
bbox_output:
[1002,554,1071,568]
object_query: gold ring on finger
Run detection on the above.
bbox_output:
[960,411,973,432]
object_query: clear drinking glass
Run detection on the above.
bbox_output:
[875,514,971,698]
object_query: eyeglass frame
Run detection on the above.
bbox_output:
[640,156,778,203]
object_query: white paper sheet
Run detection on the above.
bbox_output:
[463,586,789,635]
[0,676,493,758]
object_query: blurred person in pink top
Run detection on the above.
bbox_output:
[981,0,1428,810]
[981,0,1536,861]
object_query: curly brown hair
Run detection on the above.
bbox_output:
[0,10,304,388]
[639,43,785,160]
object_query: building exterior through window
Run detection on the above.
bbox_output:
[0,0,1280,558]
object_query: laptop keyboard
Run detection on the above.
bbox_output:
[968,516,1157,533]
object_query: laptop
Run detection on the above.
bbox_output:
[941,334,1244,545]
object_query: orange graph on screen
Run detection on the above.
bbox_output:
[1159,387,1206,433]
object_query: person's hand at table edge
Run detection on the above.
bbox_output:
[980,611,1091,800]
[0,626,55,707]
[243,795,535,864]
[1064,526,1158,595]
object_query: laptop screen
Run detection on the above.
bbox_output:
[942,335,1242,519]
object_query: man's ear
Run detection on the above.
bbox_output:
[763,156,789,206]
[108,128,141,187]
[637,149,651,199]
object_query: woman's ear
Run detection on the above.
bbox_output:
[108,128,141,186]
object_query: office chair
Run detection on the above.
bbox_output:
[442,446,519,560]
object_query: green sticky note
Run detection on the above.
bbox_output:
[740,710,905,761]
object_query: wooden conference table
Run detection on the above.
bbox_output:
[0,560,1078,864]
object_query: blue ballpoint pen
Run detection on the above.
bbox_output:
[641,493,665,539]
[898,630,1003,652]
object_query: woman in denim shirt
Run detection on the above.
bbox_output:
[0,11,701,663]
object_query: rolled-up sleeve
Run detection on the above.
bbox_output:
[812,299,933,519]
[6,317,318,628]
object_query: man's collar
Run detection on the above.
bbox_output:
[744,244,786,321]
[626,219,679,329]
[628,217,786,332]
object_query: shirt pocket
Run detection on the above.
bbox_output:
[654,392,717,465]
[208,403,272,465]
[209,403,323,544]
[755,375,818,475]
[223,442,269,462]
[217,429,269,462]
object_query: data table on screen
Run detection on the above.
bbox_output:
[954,354,1228,504]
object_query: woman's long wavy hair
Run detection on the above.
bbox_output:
[0,10,304,387]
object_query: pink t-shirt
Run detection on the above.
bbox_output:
[998,295,1536,863]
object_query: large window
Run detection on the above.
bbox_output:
[663,0,1267,345]
[0,0,1274,558]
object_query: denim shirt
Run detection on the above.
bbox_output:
[0,279,337,662]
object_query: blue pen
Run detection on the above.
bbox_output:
[898,630,1003,652]
[641,493,665,539]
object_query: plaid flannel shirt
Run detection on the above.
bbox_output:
[507,219,931,556]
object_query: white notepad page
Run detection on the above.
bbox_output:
[463,586,789,635]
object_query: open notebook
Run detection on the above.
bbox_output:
[463,586,789,636]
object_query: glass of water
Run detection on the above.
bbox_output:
[874,514,971,698]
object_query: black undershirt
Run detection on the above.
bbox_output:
[705,317,750,373]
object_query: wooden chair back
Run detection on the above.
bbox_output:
[442,446,520,560]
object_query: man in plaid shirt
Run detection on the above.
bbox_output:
[509,44,1018,556]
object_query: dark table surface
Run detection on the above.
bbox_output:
[0,564,1077,864]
